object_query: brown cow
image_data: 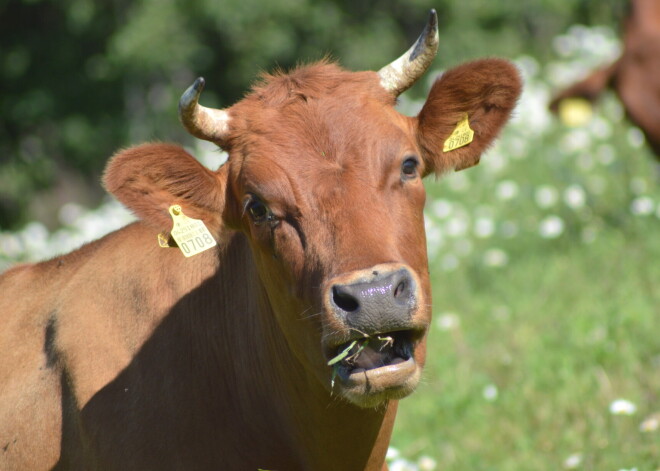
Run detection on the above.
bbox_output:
[0,11,521,471]
[550,0,660,158]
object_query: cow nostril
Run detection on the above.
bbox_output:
[332,286,360,312]
[393,280,407,299]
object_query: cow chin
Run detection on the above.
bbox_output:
[338,358,422,408]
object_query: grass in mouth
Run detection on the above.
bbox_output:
[327,339,367,366]
[328,335,396,390]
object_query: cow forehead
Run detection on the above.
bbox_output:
[230,102,417,209]
[226,62,412,162]
[231,93,416,179]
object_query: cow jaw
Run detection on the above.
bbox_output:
[327,330,424,408]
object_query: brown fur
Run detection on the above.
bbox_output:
[0,59,520,470]
[550,0,660,158]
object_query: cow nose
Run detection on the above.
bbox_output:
[330,268,416,333]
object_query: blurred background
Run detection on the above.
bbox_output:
[1,1,659,470]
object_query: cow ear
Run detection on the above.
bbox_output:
[103,143,225,233]
[416,58,522,175]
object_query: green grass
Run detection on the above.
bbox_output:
[393,226,660,470]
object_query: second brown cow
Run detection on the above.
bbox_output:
[550,0,660,158]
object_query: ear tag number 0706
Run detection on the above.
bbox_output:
[167,205,217,257]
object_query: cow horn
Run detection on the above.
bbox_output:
[178,77,231,144]
[377,9,439,96]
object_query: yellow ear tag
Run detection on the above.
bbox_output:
[157,232,173,248]
[166,205,217,257]
[443,113,474,152]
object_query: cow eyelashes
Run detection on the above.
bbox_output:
[243,195,278,226]
[401,157,419,180]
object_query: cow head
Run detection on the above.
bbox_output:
[105,11,521,408]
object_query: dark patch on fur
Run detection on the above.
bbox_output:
[2,438,17,453]
[44,314,59,369]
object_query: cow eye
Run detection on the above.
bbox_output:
[401,157,419,179]
[246,199,270,224]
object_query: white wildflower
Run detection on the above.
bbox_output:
[483,249,509,267]
[609,399,637,416]
[474,217,495,239]
[430,199,453,219]
[639,413,660,433]
[418,455,437,471]
[564,185,586,209]
[627,127,645,148]
[630,197,654,216]
[445,216,469,238]
[483,150,507,173]
[436,312,460,332]
[563,453,583,469]
[515,55,540,79]
[20,222,49,258]
[560,129,592,153]
[483,384,498,401]
[539,215,565,239]
[425,226,443,260]
[553,34,576,58]
[59,202,84,226]
[0,234,23,259]
[535,185,559,208]
[386,447,401,461]
[389,459,418,471]
[496,180,519,201]
[589,115,612,139]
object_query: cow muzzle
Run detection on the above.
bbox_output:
[323,264,429,407]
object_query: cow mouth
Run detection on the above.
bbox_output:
[327,330,422,406]
[329,331,413,376]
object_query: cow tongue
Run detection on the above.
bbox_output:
[351,344,389,369]
[348,337,396,370]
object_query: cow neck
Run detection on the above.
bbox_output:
[204,231,398,470]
